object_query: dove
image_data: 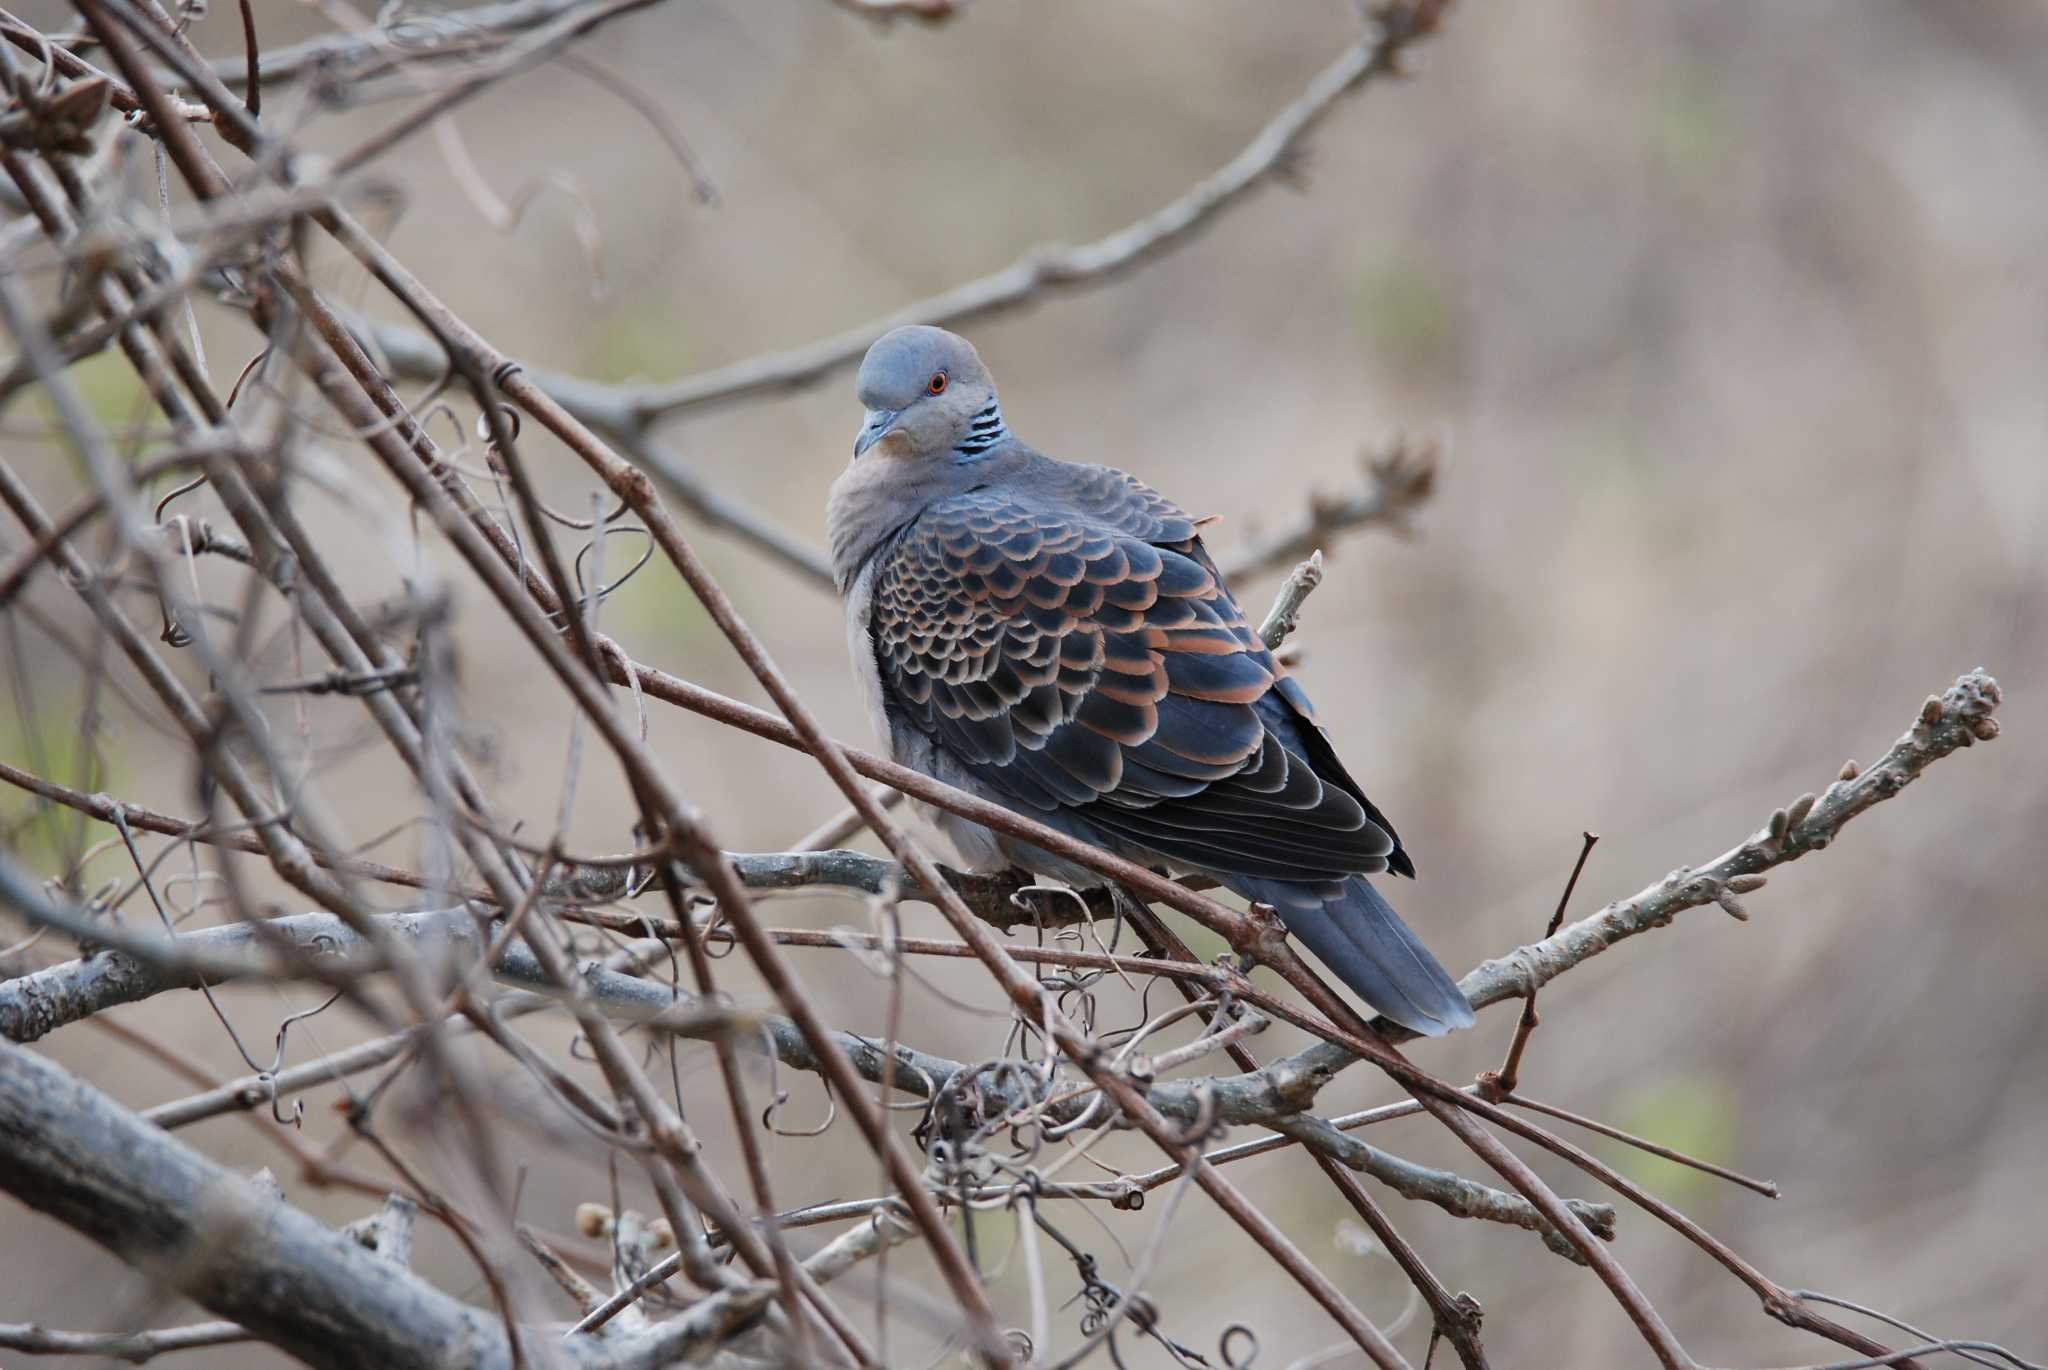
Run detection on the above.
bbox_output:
[827,326,1472,1034]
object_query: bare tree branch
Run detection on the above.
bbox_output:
[0,1319,251,1363]
[621,8,1450,424]
[335,8,1455,589]
[1221,438,1440,582]
[0,0,2022,1364]
[0,1038,582,1370]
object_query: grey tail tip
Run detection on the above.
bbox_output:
[1375,965,1474,1038]
[1241,874,1474,1036]
[1406,984,1477,1037]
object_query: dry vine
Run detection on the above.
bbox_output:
[0,4,2034,1370]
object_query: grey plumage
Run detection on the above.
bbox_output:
[827,326,1472,1035]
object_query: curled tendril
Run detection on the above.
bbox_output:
[759,1029,837,1138]
[572,525,654,603]
[261,1071,302,1127]
[475,402,522,451]
[699,911,739,959]
[473,404,632,533]
[222,343,276,414]
[153,474,209,523]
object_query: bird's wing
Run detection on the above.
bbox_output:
[868,465,1407,883]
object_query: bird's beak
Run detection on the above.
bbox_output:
[853,407,900,459]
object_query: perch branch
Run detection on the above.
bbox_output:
[1128,659,2002,1130]
[5,660,2005,1116]
[1,901,1618,1250]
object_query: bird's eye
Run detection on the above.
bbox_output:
[926,372,948,396]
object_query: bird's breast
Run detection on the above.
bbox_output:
[840,557,895,756]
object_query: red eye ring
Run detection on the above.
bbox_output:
[926,372,948,396]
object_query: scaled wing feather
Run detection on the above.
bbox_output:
[867,465,1405,883]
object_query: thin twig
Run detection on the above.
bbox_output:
[1478,831,1597,1099]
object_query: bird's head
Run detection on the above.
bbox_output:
[829,327,1021,591]
[851,325,1010,463]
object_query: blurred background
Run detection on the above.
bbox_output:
[4,1,2046,1364]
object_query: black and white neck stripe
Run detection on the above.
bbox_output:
[953,399,1008,461]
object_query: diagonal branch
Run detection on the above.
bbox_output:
[333,3,1455,588]
[624,5,1450,424]
[1122,668,2006,1133]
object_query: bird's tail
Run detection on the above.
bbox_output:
[1233,876,1474,1036]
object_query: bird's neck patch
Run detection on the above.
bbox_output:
[952,398,1008,462]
